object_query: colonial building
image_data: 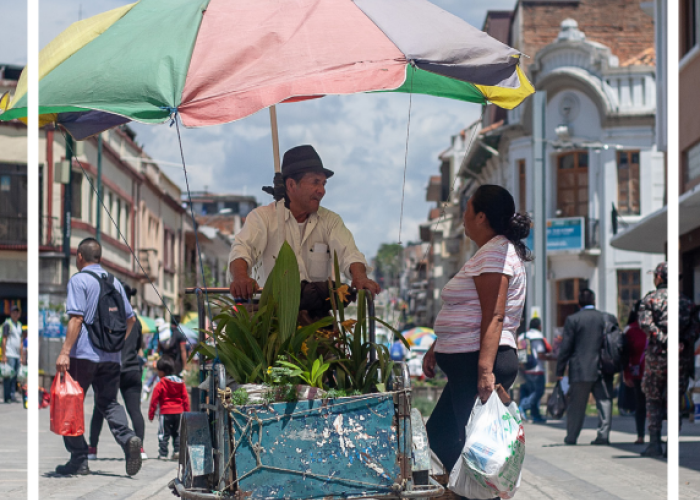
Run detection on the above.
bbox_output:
[37,124,186,320]
[418,1,664,341]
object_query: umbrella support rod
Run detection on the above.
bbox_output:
[269,105,281,173]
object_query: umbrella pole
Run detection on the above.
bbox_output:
[269,105,281,173]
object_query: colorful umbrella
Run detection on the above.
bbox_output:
[402,327,435,346]
[181,311,199,329]
[0,0,533,139]
[137,315,157,334]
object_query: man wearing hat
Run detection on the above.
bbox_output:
[1,304,23,403]
[229,145,379,298]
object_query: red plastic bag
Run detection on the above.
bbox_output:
[50,372,84,436]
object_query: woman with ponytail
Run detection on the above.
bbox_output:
[423,184,532,482]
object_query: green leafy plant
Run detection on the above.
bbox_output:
[231,388,250,406]
[276,354,333,389]
[193,241,333,384]
[325,253,409,394]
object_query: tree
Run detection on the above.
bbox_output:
[374,243,403,289]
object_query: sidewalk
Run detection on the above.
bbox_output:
[511,415,670,500]
[0,399,27,498]
[36,391,700,499]
[40,392,178,499]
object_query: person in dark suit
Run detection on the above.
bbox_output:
[556,288,615,445]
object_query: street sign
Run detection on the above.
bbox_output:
[525,217,585,253]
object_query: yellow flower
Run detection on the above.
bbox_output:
[301,341,309,356]
[337,284,351,303]
[267,366,273,375]
[341,319,357,333]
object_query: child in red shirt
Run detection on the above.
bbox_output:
[148,357,190,460]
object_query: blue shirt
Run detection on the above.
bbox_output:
[66,263,134,363]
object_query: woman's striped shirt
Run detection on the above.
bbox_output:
[433,235,526,354]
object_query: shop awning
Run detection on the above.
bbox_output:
[610,184,700,253]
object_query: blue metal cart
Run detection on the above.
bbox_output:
[169,288,443,500]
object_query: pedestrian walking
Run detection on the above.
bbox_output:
[556,288,617,445]
[421,184,531,475]
[622,300,647,444]
[54,237,142,476]
[517,317,552,422]
[158,316,188,376]
[148,357,190,460]
[88,284,147,461]
[2,305,23,403]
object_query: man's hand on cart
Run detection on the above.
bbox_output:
[230,276,260,300]
[349,263,380,297]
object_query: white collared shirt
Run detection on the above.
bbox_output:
[228,202,372,286]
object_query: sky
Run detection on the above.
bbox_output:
[3,0,517,260]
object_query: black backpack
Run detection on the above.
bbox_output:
[599,314,624,375]
[81,270,128,353]
[518,335,540,371]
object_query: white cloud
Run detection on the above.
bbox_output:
[12,0,516,259]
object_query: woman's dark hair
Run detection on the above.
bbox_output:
[628,299,642,325]
[470,184,532,262]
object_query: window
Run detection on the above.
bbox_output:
[517,159,526,213]
[617,270,641,325]
[617,151,640,215]
[0,163,28,245]
[70,172,82,220]
[684,141,700,191]
[556,278,589,327]
[683,0,699,56]
[224,201,240,213]
[116,198,122,236]
[163,229,176,271]
[556,151,588,218]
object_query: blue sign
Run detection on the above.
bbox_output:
[525,217,585,253]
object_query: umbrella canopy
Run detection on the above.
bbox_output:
[175,324,199,343]
[181,311,198,329]
[402,327,435,346]
[138,315,157,334]
[0,0,533,139]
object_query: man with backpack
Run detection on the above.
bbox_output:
[54,238,142,477]
[517,318,552,422]
[556,289,619,445]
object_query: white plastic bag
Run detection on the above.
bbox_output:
[16,365,28,384]
[0,363,15,379]
[448,391,525,499]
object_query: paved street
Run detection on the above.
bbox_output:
[39,392,178,500]
[19,391,700,499]
[0,400,27,498]
[513,416,671,500]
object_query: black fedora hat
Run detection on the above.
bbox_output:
[281,145,334,179]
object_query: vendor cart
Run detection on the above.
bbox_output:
[169,287,443,500]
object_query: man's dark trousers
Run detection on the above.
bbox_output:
[65,358,136,464]
[566,375,613,443]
